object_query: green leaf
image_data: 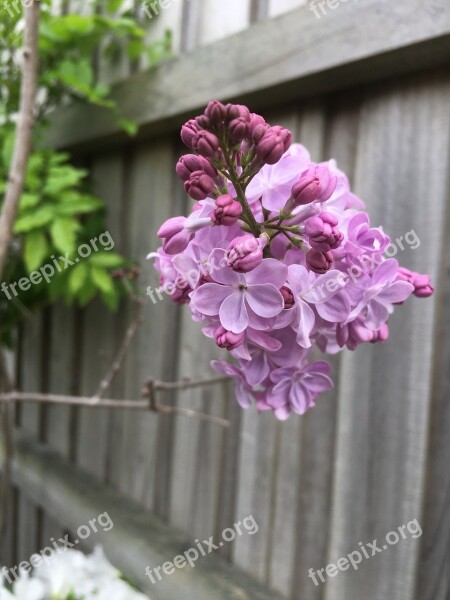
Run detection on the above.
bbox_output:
[14,205,56,233]
[44,165,87,196]
[57,194,103,215]
[90,266,114,294]
[24,230,49,272]
[76,279,97,307]
[50,217,80,254]
[89,252,125,268]
[100,287,119,311]
[107,0,124,13]
[69,262,88,295]
[2,131,14,169]
[117,118,138,136]
[19,193,40,210]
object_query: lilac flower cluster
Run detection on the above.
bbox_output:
[149,101,434,420]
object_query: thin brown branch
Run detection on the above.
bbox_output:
[0,374,231,428]
[0,3,40,280]
[93,299,144,399]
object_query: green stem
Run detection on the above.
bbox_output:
[223,150,261,237]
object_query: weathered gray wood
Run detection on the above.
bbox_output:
[44,0,450,153]
[116,140,178,507]
[76,153,124,480]
[46,303,74,457]
[6,431,285,600]
[268,0,305,17]
[324,68,450,600]
[196,0,251,46]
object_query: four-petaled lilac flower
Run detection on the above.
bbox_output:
[266,361,334,420]
[191,258,287,334]
[346,259,414,330]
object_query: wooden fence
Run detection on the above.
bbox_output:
[1,1,449,599]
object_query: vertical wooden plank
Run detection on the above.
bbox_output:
[46,304,74,457]
[324,71,450,600]
[196,0,251,46]
[75,153,124,480]
[268,0,306,18]
[168,319,227,541]
[16,494,39,564]
[116,138,179,508]
[415,90,450,600]
[15,317,46,565]
[290,94,360,600]
[141,0,184,57]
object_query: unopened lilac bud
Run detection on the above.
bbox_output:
[280,286,295,309]
[193,131,221,159]
[397,268,434,298]
[412,274,435,298]
[181,119,200,148]
[215,326,245,351]
[176,154,217,182]
[184,170,215,201]
[226,104,251,122]
[256,126,292,165]
[229,117,250,145]
[227,234,266,273]
[211,194,243,226]
[306,249,333,274]
[196,115,212,131]
[205,100,227,126]
[305,212,343,251]
[292,165,337,206]
[157,216,193,255]
[371,323,389,344]
[250,114,269,144]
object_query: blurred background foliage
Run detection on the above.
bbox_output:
[0,0,172,346]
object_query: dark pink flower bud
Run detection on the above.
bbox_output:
[250,114,270,144]
[306,249,334,274]
[205,100,227,126]
[195,114,211,130]
[256,126,292,165]
[305,212,343,252]
[181,119,200,148]
[280,286,295,309]
[215,326,245,351]
[397,268,434,298]
[227,234,266,273]
[184,170,215,201]
[291,165,337,206]
[211,194,243,226]
[176,154,217,182]
[412,274,434,298]
[229,117,251,145]
[226,104,251,122]
[193,131,221,159]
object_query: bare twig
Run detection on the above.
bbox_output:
[0,3,40,279]
[93,298,144,399]
[0,375,231,428]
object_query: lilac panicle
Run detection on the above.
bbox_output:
[150,100,434,420]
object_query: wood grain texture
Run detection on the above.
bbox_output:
[75,153,125,480]
[44,0,450,152]
[324,69,450,600]
[6,432,285,600]
[268,0,306,18]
